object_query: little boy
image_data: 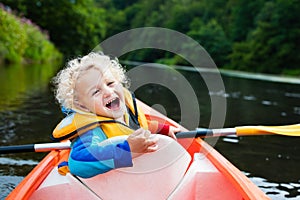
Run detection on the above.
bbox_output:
[52,52,180,178]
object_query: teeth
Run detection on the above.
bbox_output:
[106,98,116,106]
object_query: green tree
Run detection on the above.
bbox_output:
[2,0,106,57]
[95,0,140,10]
[2,0,299,74]
[226,0,265,42]
[188,18,231,67]
[0,7,61,63]
[0,8,27,63]
[230,0,300,74]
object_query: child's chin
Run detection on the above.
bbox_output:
[110,109,125,118]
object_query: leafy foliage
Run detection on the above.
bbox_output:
[2,0,106,57]
[0,7,61,63]
[229,0,300,74]
[1,0,299,74]
[0,8,26,63]
[188,19,231,67]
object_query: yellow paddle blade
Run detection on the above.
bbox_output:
[236,124,300,136]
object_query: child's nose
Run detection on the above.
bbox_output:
[103,85,113,97]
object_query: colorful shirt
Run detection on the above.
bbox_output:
[52,89,170,178]
[68,127,132,178]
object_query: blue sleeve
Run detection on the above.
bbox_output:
[68,127,133,178]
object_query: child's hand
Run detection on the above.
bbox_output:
[167,126,181,140]
[127,128,158,158]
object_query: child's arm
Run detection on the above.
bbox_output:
[148,121,180,140]
[68,129,133,178]
[165,125,181,140]
[68,127,159,178]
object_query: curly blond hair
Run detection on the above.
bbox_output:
[52,52,129,109]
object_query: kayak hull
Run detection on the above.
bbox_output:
[7,101,270,200]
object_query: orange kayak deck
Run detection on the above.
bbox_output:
[7,101,270,200]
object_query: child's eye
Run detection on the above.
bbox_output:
[92,89,100,96]
[107,81,115,86]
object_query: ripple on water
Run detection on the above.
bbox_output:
[0,175,24,200]
[0,157,39,166]
[248,176,300,199]
[222,135,239,144]
[285,92,300,98]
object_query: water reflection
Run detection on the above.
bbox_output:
[0,64,59,111]
[0,63,62,199]
[0,157,38,166]
[249,176,300,200]
[0,176,23,200]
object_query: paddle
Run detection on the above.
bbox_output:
[176,124,300,138]
[0,141,71,154]
[1,124,299,154]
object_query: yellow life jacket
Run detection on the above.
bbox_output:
[51,89,148,141]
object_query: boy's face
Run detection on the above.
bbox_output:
[74,66,126,120]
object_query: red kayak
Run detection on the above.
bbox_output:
[7,101,270,200]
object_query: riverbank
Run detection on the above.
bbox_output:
[122,60,300,85]
[0,5,62,64]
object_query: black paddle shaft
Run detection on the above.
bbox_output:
[0,144,35,154]
[176,128,214,138]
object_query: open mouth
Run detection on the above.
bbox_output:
[105,98,120,110]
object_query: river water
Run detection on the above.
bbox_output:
[0,63,300,199]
